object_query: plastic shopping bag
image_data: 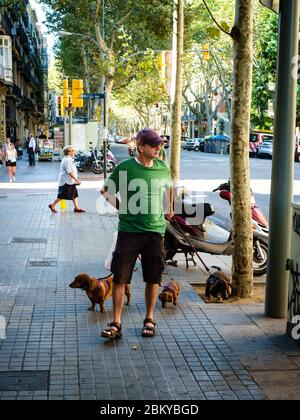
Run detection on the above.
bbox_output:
[104,231,118,271]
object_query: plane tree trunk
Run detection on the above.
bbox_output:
[230,1,254,297]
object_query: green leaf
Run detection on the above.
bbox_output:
[220,21,231,33]
[207,26,221,39]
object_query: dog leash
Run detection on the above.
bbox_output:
[172,217,212,275]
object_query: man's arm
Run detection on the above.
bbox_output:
[100,186,120,211]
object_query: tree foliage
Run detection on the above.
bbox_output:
[183,0,280,131]
[38,0,175,122]
[0,0,22,11]
[251,9,278,129]
[114,51,168,126]
[38,0,173,78]
[38,0,282,131]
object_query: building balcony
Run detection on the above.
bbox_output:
[8,7,19,24]
[21,11,29,28]
[0,11,12,35]
[0,64,13,86]
[30,73,42,89]
[6,83,22,100]
[20,96,35,111]
[17,26,30,54]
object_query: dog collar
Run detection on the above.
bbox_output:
[95,278,111,298]
[164,285,176,294]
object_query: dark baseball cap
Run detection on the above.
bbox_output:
[136,128,163,147]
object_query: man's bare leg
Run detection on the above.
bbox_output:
[101,283,125,337]
[143,283,159,336]
[113,283,126,325]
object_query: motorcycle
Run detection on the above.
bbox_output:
[75,143,104,174]
[164,183,269,276]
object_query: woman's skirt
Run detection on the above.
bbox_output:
[57,183,78,200]
[6,161,16,167]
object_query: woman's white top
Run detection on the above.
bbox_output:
[7,149,17,163]
[58,156,78,186]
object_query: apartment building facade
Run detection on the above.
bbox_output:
[0,0,48,146]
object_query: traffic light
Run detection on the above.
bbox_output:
[57,96,64,116]
[72,79,84,108]
[203,44,210,61]
[158,51,172,94]
[63,79,69,108]
[158,51,166,93]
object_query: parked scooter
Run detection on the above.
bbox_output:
[213,180,269,230]
[164,184,269,276]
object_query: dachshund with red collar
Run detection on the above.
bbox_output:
[159,280,180,309]
[69,273,131,312]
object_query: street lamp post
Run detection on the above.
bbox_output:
[58,30,108,179]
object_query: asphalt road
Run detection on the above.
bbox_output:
[111,142,300,230]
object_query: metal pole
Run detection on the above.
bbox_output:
[265,0,300,318]
[101,0,107,180]
[103,89,107,180]
[69,106,73,146]
[64,110,67,146]
[0,95,3,147]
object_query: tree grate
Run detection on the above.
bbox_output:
[10,238,48,244]
[0,371,49,392]
[26,260,58,267]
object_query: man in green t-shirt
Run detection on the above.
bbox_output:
[100,128,173,340]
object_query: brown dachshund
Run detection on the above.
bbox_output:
[69,273,131,312]
[158,280,180,308]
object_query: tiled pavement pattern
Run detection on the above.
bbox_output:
[0,160,300,400]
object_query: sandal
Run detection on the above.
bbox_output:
[101,322,122,340]
[142,318,156,337]
[48,204,57,214]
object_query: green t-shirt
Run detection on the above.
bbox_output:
[104,158,172,235]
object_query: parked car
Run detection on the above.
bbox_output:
[249,131,273,156]
[115,136,129,144]
[257,140,273,159]
[184,138,204,152]
[182,138,191,150]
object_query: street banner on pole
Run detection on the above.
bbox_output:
[81,93,105,100]
[259,0,280,13]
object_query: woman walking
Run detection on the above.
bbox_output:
[48,145,85,214]
[5,142,17,182]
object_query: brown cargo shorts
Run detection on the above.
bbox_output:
[111,232,165,285]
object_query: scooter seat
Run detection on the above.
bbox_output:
[176,200,215,220]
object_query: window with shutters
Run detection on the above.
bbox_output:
[0,36,13,85]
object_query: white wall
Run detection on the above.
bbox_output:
[70,122,99,151]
